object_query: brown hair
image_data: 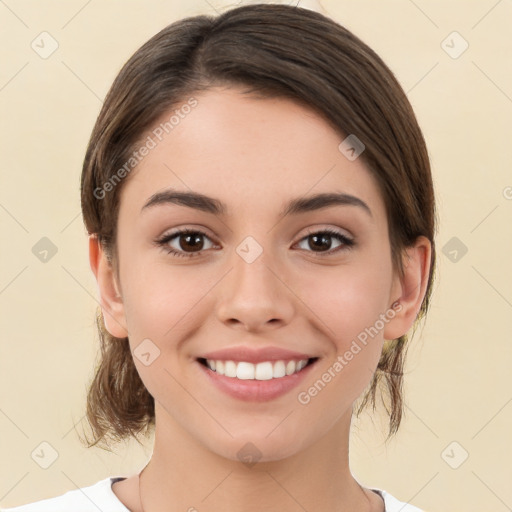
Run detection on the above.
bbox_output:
[79,4,436,449]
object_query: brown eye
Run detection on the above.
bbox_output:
[156,229,216,258]
[296,229,354,254]
[176,232,205,252]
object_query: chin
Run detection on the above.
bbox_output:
[204,429,310,466]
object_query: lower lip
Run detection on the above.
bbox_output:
[196,359,317,402]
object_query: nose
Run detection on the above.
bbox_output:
[215,248,295,333]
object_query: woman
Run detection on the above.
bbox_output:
[3,3,435,511]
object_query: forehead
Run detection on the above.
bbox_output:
[118,87,386,221]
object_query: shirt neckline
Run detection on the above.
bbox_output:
[107,477,388,511]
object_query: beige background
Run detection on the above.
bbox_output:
[1,1,511,511]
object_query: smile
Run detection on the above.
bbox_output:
[198,358,317,380]
[196,356,318,401]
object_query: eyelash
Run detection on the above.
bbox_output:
[155,228,355,259]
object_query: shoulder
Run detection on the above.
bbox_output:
[371,487,425,512]
[0,477,130,512]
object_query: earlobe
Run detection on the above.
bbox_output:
[383,236,432,341]
[88,235,128,339]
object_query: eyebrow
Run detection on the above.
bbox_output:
[141,189,372,218]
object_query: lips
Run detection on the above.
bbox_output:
[196,358,318,402]
[195,346,319,401]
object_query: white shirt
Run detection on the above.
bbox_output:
[1,476,424,511]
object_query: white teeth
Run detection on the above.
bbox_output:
[253,361,274,380]
[297,359,307,371]
[205,358,311,379]
[237,362,255,380]
[273,360,286,378]
[285,360,296,375]
[225,360,237,378]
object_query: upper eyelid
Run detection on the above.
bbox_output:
[157,226,354,246]
[302,226,353,239]
[157,227,217,244]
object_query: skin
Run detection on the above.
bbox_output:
[90,87,431,512]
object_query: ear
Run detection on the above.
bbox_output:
[383,236,432,340]
[88,235,128,338]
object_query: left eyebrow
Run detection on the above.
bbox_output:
[281,192,372,218]
[141,189,372,218]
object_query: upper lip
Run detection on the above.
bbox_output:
[198,346,316,364]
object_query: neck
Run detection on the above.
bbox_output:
[138,403,375,512]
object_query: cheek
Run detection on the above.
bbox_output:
[296,303,387,419]
[305,261,393,346]
[122,271,193,337]
[120,258,217,349]
[297,258,393,398]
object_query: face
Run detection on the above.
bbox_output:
[101,87,413,462]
